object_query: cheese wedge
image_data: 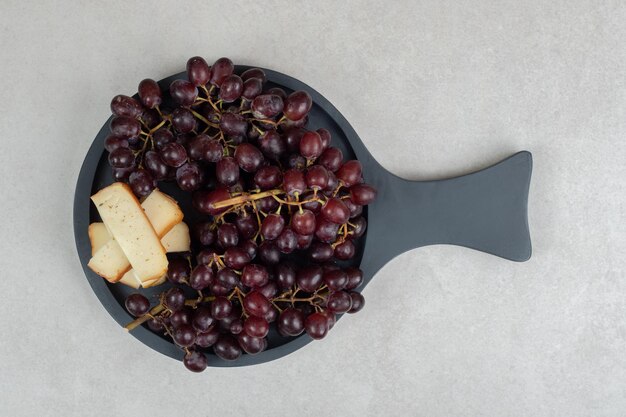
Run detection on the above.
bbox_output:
[89,183,167,282]
[88,221,190,288]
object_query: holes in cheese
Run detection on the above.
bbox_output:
[88,221,190,288]
[89,183,170,282]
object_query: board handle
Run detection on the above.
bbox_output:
[362,151,532,269]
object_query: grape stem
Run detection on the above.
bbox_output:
[125,295,217,331]
[125,303,165,331]
[211,189,284,210]
[190,109,219,129]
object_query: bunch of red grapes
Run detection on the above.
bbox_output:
[106,56,377,372]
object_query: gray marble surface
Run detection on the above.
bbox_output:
[1,1,625,416]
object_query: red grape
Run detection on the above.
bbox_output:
[219,74,243,102]
[220,112,248,137]
[186,56,211,86]
[167,258,191,284]
[276,263,296,290]
[345,267,364,290]
[129,169,155,197]
[184,350,208,372]
[237,333,266,355]
[283,169,306,196]
[283,90,312,121]
[291,209,316,235]
[258,130,286,160]
[254,165,282,190]
[217,268,239,290]
[210,57,234,86]
[144,150,169,180]
[125,294,150,317]
[193,187,231,216]
[315,216,340,242]
[299,131,323,159]
[111,95,142,118]
[190,264,214,290]
[309,241,334,263]
[211,296,233,320]
[108,147,135,168]
[170,309,192,328]
[337,160,362,186]
[348,292,365,313]
[243,316,270,338]
[192,306,215,332]
[323,269,348,291]
[172,108,196,133]
[278,307,305,336]
[138,79,162,108]
[241,67,266,83]
[216,156,240,185]
[261,214,285,240]
[196,327,220,347]
[305,313,328,340]
[251,94,284,118]
[224,247,251,269]
[242,77,263,100]
[217,223,239,248]
[297,266,323,292]
[110,116,141,139]
[164,287,185,311]
[305,165,329,190]
[153,128,174,150]
[327,291,352,313]
[334,240,356,260]
[214,334,242,360]
[176,162,202,191]
[276,228,297,253]
[173,324,196,347]
[318,147,343,172]
[316,128,331,150]
[350,183,377,205]
[234,143,264,173]
[321,197,350,224]
[243,290,272,317]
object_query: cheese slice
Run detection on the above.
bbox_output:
[89,188,183,282]
[88,223,111,256]
[89,221,190,255]
[143,273,168,288]
[118,269,142,289]
[89,183,167,282]
[88,221,190,288]
[141,189,184,236]
[161,222,191,252]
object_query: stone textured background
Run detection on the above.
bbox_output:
[1,1,625,416]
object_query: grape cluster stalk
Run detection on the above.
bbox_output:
[106,56,377,372]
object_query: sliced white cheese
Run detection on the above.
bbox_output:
[89,183,167,282]
[88,223,110,256]
[161,222,191,253]
[88,220,189,288]
[142,273,168,288]
[141,189,184,237]
[89,239,132,281]
[119,269,142,289]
